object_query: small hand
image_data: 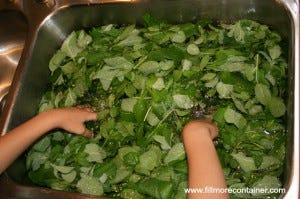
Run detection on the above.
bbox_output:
[42,107,97,138]
[182,119,218,141]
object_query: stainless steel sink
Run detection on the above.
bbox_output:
[0,0,299,198]
[0,9,27,118]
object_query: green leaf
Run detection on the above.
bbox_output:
[224,107,247,129]
[138,61,160,74]
[61,61,77,75]
[268,45,281,60]
[28,168,56,186]
[26,151,49,171]
[49,50,67,72]
[171,31,186,43]
[218,62,250,72]
[204,77,219,88]
[148,46,185,62]
[226,21,245,42]
[117,35,143,47]
[61,170,77,183]
[77,30,92,48]
[93,57,133,90]
[142,13,164,27]
[153,135,171,150]
[232,97,247,113]
[137,178,173,199]
[182,59,192,71]
[216,82,233,99]
[104,56,133,69]
[135,146,161,175]
[152,77,165,91]
[76,174,104,196]
[268,97,286,117]
[64,88,77,107]
[146,111,160,126]
[248,104,263,115]
[164,143,186,164]
[133,99,148,122]
[173,94,193,109]
[32,136,51,152]
[111,167,132,184]
[174,181,188,199]
[121,189,144,199]
[187,44,200,55]
[255,83,272,106]
[259,156,280,169]
[251,175,281,197]
[51,164,74,174]
[84,143,107,163]
[61,31,83,58]
[231,152,257,172]
[201,73,216,81]
[121,98,138,112]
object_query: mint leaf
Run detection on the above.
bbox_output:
[121,98,138,112]
[268,45,281,60]
[138,61,160,74]
[164,143,186,164]
[173,94,193,109]
[255,83,272,106]
[231,152,256,172]
[84,143,107,163]
[61,31,83,58]
[216,82,233,99]
[224,107,247,129]
[268,97,286,117]
[76,174,104,196]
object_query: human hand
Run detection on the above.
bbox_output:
[41,107,97,138]
[182,119,218,141]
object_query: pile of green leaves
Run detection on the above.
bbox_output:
[26,14,288,198]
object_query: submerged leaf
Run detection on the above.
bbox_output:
[76,174,104,196]
[255,83,272,106]
[224,107,247,129]
[173,94,193,109]
[268,97,286,117]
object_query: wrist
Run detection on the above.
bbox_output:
[38,109,61,130]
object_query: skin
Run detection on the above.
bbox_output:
[1,107,227,198]
[182,120,229,199]
[0,107,97,174]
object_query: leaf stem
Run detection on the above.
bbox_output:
[255,54,259,83]
[143,106,152,122]
[134,56,148,69]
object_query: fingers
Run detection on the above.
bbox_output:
[61,107,97,138]
[74,106,98,121]
[76,105,97,112]
[81,128,94,139]
[182,120,219,140]
[85,112,97,121]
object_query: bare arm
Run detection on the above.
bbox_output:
[0,107,97,174]
[182,120,229,199]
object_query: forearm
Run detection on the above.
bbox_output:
[182,121,228,199]
[185,135,228,199]
[0,112,56,173]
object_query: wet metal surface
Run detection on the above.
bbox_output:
[0,10,27,116]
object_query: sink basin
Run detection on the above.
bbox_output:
[0,0,299,198]
[0,10,27,117]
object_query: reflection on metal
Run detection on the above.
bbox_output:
[0,10,27,118]
[36,0,56,8]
